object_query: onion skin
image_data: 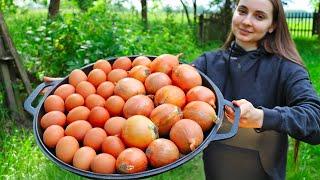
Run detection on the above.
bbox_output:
[186,86,216,108]
[128,65,151,83]
[144,72,172,94]
[154,85,186,108]
[169,119,203,154]
[123,95,154,118]
[183,101,217,132]
[146,138,180,168]
[116,147,148,174]
[112,56,132,71]
[90,153,116,174]
[114,78,146,101]
[132,56,152,67]
[149,103,183,136]
[171,64,202,92]
[149,54,180,75]
[121,115,158,150]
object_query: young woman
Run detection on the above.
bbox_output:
[192,0,320,179]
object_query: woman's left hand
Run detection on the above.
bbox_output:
[224,99,264,128]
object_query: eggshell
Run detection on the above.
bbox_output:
[73,146,96,171]
[65,93,84,111]
[56,136,79,164]
[83,128,107,151]
[44,95,65,113]
[54,84,75,100]
[69,69,87,87]
[65,120,92,141]
[43,125,65,148]
[40,111,66,129]
[66,106,90,124]
[90,153,116,174]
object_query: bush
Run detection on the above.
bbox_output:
[7,2,221,80]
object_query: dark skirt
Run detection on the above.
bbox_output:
[203,142,270,180]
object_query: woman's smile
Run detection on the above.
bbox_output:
[239,28,253,36]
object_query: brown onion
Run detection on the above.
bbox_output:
[169,119,203,154]
[183,101,217,132]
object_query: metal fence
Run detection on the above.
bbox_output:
[285,12,319,37]
[198,11,320,43]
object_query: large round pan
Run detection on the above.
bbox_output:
[24,55,240,179]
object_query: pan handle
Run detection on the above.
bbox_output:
[23,81,59,116]
[211,99,241,141]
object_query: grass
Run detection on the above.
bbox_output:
[286,37,320,180]
[1,6,320,180]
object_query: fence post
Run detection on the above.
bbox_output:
[199,14,204,44]
[318,2,320,38]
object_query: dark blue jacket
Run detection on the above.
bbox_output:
[192,42,320,180]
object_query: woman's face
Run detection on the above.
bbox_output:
[232,0,275,50]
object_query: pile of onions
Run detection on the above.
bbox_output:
[40,54,218,175]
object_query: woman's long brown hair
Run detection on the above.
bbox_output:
[223,0,302,163]
[223,0,304,66]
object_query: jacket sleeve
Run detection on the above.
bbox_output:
[260,64,320,145]
[191,53,207,74]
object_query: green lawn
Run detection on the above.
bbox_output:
[1,6,320,180]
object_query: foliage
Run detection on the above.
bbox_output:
[75,0,97,11]
[5,1,217,80]
[0,0,17,13]
[310,0,320,11]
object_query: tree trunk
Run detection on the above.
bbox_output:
[193,0,197,23]
[318,1,320,39]
[223,0,232,39]
[141,0,148,28]
[180,0,191,25]
[48,0,60,19]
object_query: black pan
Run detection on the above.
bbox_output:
[24,55,240,179]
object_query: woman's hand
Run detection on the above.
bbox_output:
[224,99,264,128]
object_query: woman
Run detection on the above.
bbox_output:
[192,0,320,179]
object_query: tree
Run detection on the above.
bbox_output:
[180,0,191,25]
[48,0,60,19]
[222,0,233,36]
[141,0,148,27]
[193,0,197,23]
